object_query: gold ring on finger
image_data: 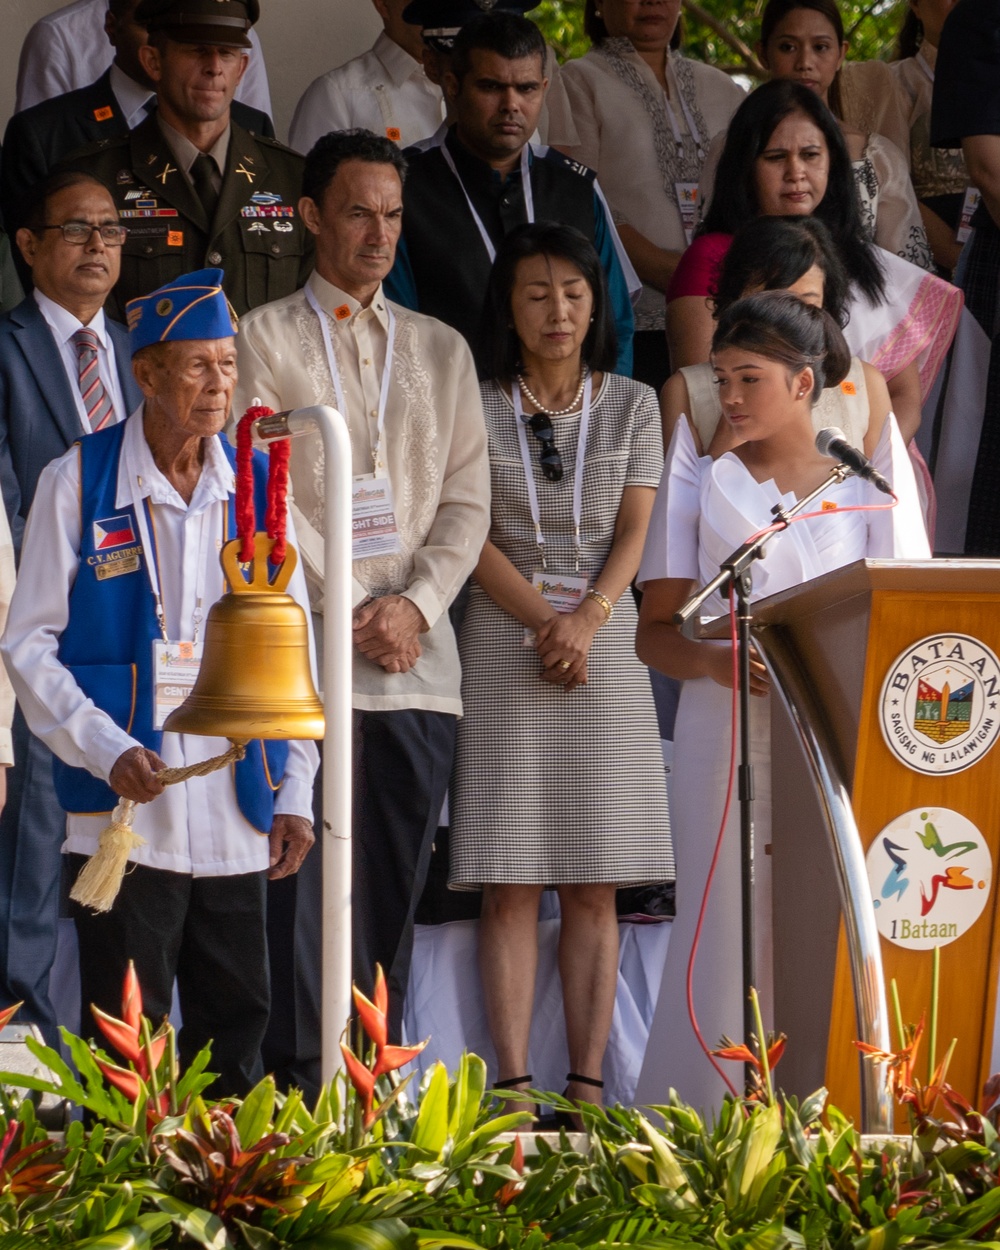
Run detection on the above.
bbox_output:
[558,660,571,670]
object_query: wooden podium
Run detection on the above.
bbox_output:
[750,560,1000,1132]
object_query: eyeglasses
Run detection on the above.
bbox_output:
[525,412,563,483]
[39,222,129,246]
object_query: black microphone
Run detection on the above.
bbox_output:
[815,426,894,496]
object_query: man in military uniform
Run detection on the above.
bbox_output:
[384,10,635,373]
[2,0,274,257]
[58,0,311,320]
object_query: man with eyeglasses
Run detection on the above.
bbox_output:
[57,0,310,321]
[0,169,142,1048]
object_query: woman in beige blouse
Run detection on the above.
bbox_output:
[754,0,933,271]
[890,0,969,275]
[559,0,744,392]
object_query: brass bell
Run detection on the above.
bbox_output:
[164,533,325,742]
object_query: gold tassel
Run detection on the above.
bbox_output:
[69,800,146,914]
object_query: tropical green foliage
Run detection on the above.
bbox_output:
[1,968,1000,1247]
[532,0,911,73]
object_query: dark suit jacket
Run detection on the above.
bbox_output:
[60,113,311,320]
[1,68,274,244]
[0,295,143,553]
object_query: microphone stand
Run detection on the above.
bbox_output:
[674,462,852,1092]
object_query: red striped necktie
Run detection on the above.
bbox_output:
[72,327,114,432]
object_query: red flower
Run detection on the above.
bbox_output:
[340,1042,377,1127]
[96,1059,143,1102]
[353,967,388,1052]
[373,1041,429,1079]
[0,1003,21,1034]
[122,961,142,1034]
[712,1036,787,1074]
[91,962,166,1080]
[351,963,428,1079]
[497,1134,525,1207]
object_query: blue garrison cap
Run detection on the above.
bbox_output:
[126,269,238,356]
[403,0,538,47]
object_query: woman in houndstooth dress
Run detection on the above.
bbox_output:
[449,224,672,1121]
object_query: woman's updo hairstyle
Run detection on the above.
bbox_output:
[760,0,846,117]
[712,216,850,327]
[711,289,851,400]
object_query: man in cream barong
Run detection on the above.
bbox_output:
[235,128,490,1055]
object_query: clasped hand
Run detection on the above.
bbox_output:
[353,594,426,673]
[535,604,602,692]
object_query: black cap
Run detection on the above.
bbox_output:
[134,0,259,48]
[402,0,538,49]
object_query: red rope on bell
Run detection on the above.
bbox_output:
[235,406,291,565]
[266,438,291,566]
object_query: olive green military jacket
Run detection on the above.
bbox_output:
[58,113,313,319]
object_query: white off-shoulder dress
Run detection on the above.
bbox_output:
[634,414,930,1113]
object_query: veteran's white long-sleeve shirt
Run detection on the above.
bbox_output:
[1,409,318,877]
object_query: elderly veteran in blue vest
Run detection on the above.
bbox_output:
[0,268,319,1095]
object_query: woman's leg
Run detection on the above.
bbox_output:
[556,883,620,1108]
[479,882,544,1112]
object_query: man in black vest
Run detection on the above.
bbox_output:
[384,10,634,373]
[57,0,310,320]
[1,0,274,255]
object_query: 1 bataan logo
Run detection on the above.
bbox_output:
[866,807,991,949]
[879,633,1000,775]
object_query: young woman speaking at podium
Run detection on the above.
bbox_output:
[634,290,929,1112]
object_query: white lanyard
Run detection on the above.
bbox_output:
[305,284,397,473]
[440,142,535,263]
[133,495,213,645]
[663,79,705,162]
[513,373,593,571]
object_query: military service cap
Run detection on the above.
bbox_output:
[127,268,238,356]
[134,0,260,48]
[402,0,538,48]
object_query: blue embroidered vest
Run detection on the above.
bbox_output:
[53,420,289,829]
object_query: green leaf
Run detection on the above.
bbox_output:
[726,1103,783,1211]
[232,1223,282,1250]
[144,1192,233,1249]
[275,1086,304,1135]
[414,1235,491,1250]
[234,1074,276,1147]
[68,1215,170,1250]
[410,1063,450,1156]
[448,1053,486,1145]
[293,1218,413,1250]
[0,1234,44,1250]
[638,1113,695,1203]
[175,1044,216,1103]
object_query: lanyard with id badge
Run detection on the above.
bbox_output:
[305,284,402,561]
[514,374,593,647]
[664,82,705,246]
[440,141,535,262]
[133,498,209,731]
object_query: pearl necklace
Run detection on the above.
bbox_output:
[517,367,588,416]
